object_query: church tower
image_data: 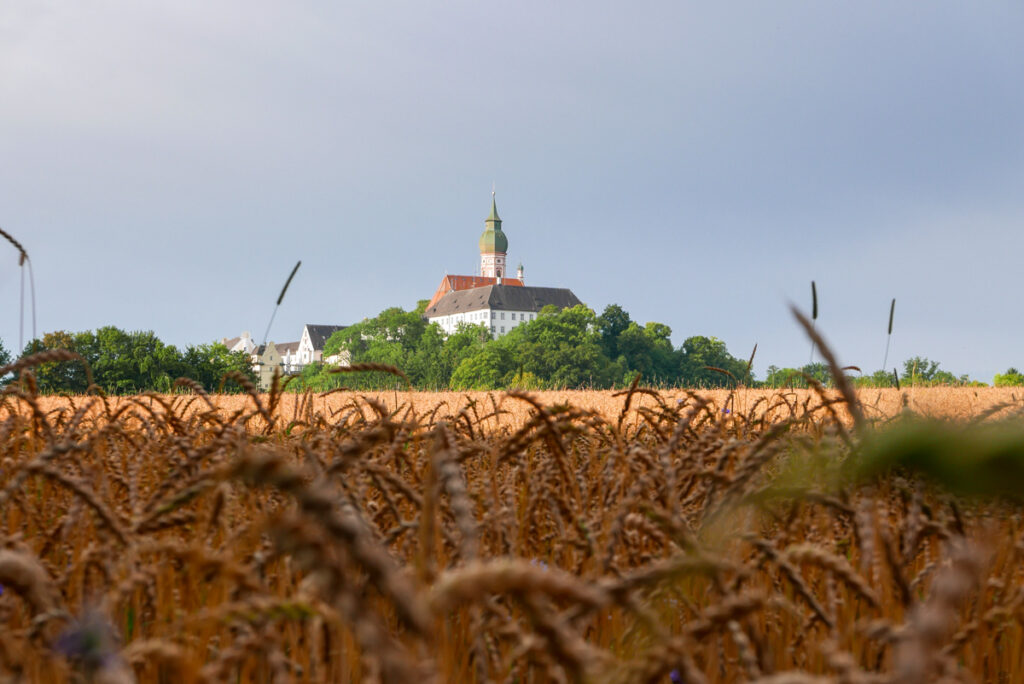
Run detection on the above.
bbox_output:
[479,193,508,279]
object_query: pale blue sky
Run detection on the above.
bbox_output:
[1,2,1022,380]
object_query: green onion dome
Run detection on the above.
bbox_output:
[479,195,508,253]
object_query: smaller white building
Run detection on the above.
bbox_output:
[298,324,348,366]
[277,341,302,373]
[221,331,257,355]
[223,324,349,379]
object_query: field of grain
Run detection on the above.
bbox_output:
[3,376,1024,683]
[30,386,1024,429]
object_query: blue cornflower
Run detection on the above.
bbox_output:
[54,610,119,673]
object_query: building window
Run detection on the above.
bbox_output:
[501,326,505,333]
[491,312,496,319]
[501,312,505,320]
[491,326,495,333]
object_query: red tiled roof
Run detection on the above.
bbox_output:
[427,275,524,309]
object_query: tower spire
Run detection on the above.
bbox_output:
[479,191,507,279]
[488,190,501,223]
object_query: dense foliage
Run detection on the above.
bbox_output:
[296,302,754,391]
[8,328,256,394]
[1,303,997,392]
[764,356,980,389]
[994,368,1024,387]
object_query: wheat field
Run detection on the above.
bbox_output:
[29,386,1024,429]
[3,369,1024,682]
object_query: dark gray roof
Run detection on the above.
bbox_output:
[424,285,583,318]
[305,324,347,349]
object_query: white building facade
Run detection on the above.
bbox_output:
[223,323,349,387]
[432,308,540,338]
[298,324,347,366]
[221,331,257,355]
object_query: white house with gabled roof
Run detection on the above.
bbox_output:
[221,331,257,355]
[298,324,348,366]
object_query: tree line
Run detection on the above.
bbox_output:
[1,302,1016,393]
[763,358,988,389]
[294,302,754,391]
[298,302,1001,392]
[0,328,255,393]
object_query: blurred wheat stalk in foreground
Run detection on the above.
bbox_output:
[2,354,1024,683]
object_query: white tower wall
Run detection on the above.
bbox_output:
[481,252,506,279]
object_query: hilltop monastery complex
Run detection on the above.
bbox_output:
[424,194,582,336]
[224,194,582,388]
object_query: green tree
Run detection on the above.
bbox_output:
[900,357,966,386]
[450,344,514,390]
[679,336,750,387]
[22,331,91,393]
[762,362,852,388]
[901,357,940,383]
[800,362,832,386]
[615,321,680,385]
[16,327,254,394]
[596,304,631,359]
[855,369,898,388]
[500,305,616,388]
[446,305,617,390]
[79,327,152,393]
[994,368,1024,387]
[180,342,257,391]
[316,306,432,390]
[763,365,801,388]
[407,322,489,389]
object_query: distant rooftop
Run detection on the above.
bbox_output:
[424,284,582,318]
[427,275,524,310]
[304,324,347,349]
